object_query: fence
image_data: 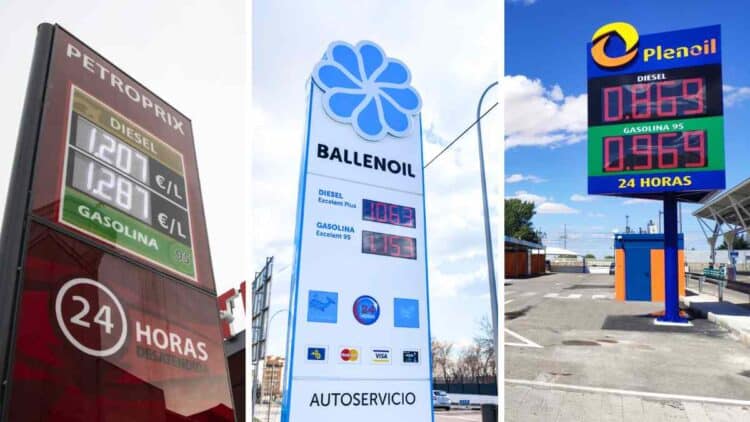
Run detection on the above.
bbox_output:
[432,376,497,396]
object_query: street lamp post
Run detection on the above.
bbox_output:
[476,81,499,367]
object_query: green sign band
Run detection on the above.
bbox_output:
[587,115,725,176]
[61,187,195,278]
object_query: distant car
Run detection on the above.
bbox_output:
[432,390,451,410]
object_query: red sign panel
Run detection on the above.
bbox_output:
[7,223,234,420]
[30,26,215,290]
[0,24,233,421]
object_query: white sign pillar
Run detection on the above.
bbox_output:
[281,41,434,422]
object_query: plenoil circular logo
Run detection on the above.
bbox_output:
[352,295,380,325]
[591,22,639,69]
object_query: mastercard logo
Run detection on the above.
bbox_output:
[339,347,359,362]
[591,22,639,69]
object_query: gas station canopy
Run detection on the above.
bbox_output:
[694,177,750,230]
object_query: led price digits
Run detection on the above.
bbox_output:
[362,199,416,228]
[362,230,417,260]
[602,78,705,122]
[603,130,707,172]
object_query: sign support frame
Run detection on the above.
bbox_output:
[658,194,689,324]
[0,23,54,419]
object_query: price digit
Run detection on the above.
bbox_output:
[684,131,706,167]
[631,83,652,119]
[632,134,653,170]
[656,81,678,117]
[683,78,705,116]
[657,133,679,169]
[604,136,625,172]
[389,204,400,225]
[389,235,401,257]
[603,86,623,122]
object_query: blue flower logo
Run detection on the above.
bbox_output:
[313,41,422,141]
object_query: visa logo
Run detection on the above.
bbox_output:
[371,348,391,363]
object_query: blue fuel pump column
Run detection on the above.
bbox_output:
[659,194,688,324]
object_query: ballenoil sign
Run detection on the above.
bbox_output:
[0,24,234,421]
[587,23,725,202]
[281,41,434,421]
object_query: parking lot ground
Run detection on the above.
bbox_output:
[505,272,750,421]
[434,409,481,422]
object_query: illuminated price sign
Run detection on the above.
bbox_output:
[60,86,196,279]
[587,24,725,201]
[283,41,432,422]
[0,24,231,420]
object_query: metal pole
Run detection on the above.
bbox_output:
[476,81,499,368]
[658,194,687,324]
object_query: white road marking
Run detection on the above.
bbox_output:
[435,414,478,421]
[505,299,514,304]
[504,328,543,348]
[505,378,750,406]
[592,294,613,300]
[520,292,536,297]
[543,292,582,299]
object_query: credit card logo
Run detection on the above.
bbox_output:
[370,348,391,364]
[307,346,327,362]
[339,347,360,363]
[402,349,420,364]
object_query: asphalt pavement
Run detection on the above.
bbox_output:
[505,272,750,421]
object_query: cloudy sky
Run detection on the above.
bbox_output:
[506,0,750,258]
[252,0,501,356]
[0,0,246,294]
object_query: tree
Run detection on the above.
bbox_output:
[474,315,496,377]
[585,253,596,259]
[604,255,614,259]
[455,345,483,380]
[718,234,750,250]
[505,199,540,243]
[431,340,454,382]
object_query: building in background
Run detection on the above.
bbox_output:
[262,356,285,401]
[505,236,546,278]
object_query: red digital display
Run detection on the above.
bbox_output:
[362,230,417,260]
[602,78,706,123]
[603,130,707,172]
[362,199,416,228]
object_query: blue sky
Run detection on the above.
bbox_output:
[505,0,750,257]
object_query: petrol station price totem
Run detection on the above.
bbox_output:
[587,23,725,323]
[281,41,434,421]
[0,24,234,421]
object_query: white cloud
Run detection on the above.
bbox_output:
[506,173,545,184]
[570,193,595,202]
[538,202,579,214]
[723,84,750,107]
[588,212,605,218]
[508,190,579,214]
[510,190,546,205]
[504,75,587,149]
[623,198,655,205]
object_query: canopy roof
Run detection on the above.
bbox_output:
[693,177,750,230]
[545,246,582,257]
